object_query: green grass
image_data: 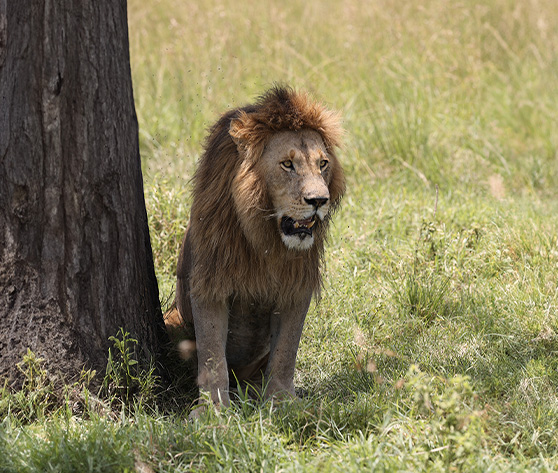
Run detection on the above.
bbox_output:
[4,0,558,470]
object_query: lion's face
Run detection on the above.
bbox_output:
[259,129,334,251]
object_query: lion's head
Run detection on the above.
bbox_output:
[188,86,345,302]
[236,129,338,250]
[229,87,345,252]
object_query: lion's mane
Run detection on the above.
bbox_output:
[188,86,345,306]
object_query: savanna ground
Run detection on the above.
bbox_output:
[2,0,558,471]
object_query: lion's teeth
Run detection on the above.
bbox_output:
[308,220,315,228]
[294,222,300,228]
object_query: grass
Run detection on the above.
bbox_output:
[3,0,558,470]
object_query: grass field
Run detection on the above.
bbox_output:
[3,0,558,471]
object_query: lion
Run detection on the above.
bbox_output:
[165,86,345,409]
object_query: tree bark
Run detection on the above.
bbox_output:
[0,0,164,384]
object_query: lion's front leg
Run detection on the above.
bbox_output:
[265,293,312,398]
[190,296,230,407]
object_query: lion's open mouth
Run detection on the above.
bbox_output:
[280,216,317,240]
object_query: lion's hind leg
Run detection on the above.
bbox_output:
[229,353,270,399]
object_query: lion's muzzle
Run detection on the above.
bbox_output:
[304,197,328,208]
[280,215,317,240]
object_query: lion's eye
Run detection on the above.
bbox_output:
[320,159,329,170]
[281,160,294,171]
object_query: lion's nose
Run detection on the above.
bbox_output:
[304,197,329,208]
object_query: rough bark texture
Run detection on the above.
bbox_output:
[0,0,164,385]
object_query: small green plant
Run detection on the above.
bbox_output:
[391,219,452,323]
[403,366,485,470]
[399,270,452,323]
[102,328,158,405]
[17,348,48,393]
[0,349,56,423]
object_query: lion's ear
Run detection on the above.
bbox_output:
[229,112,253,147]
[229,112,266,162]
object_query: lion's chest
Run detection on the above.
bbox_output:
[225,296,274,369]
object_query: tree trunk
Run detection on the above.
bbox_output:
[0,1,164,385]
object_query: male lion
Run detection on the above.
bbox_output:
[166,86,345,408]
